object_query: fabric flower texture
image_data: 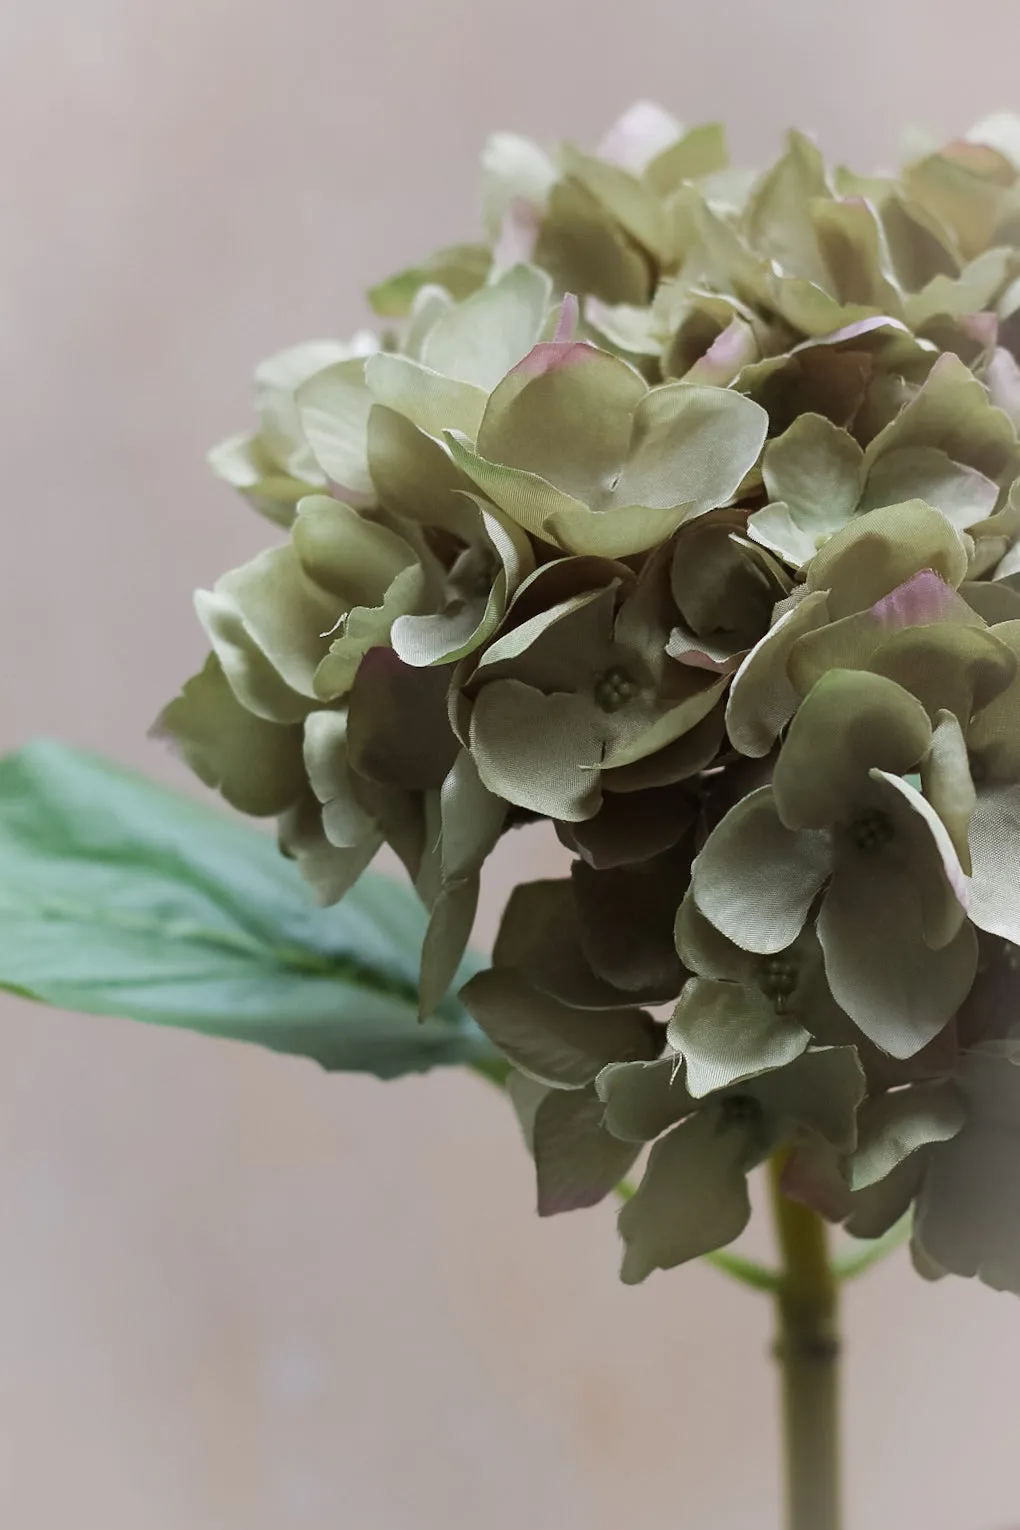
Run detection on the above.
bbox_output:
[158,103,1020,1294]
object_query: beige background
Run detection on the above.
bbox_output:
[4,1,1020,1525]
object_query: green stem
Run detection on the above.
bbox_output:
[769,1154,843,1530]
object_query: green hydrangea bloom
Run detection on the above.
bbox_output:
[158,105,1020,1295]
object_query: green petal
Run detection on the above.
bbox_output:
[277,789,380,907]
[868,769,969,949]
[968,784,1020,943]
[756,412,864,564]
[468,680,606,821]
[560,145,669,259]
[692,787,833,954]
[772,670,932,830]
[532,1086,640,1216]
[195,587,310,724]
[419,875,479,1020]
[667,978,809,1097]
[482,132,556,240]
[748,1045,866,1152]
[611,383,768,516]
[494,878,634,1009]
[254,338,363,475]
[743,129,832,287]
[862,351,1019,489]
[645,122,729,196]
[213,543,340,700]
[675,891,760,982]
[921,710,976,872]
[602,676,728,771]
[967,619,1020,782]
[391,502,534,670]
[302,709,377,849]
[914,1047,1020,1293]
[419,263,552,391]
[154,655,305,818]
[904,246,1012,328]
[789,601,996,715]
[347,650,458,791]
[438,748,507,883]
[618,1107,753,1283]
[366,405,480,541]
[560,780,695,868]
[366,352,487,441]
[817,853,977,1058]
[533,176,653,307]
[805,500,970,620]
[861,447,999,529]
[596,1056,694,1142]
[292,494,418,607]
[444,430,587,541]
[367,243,492,317]
[725,589,831,757]
[850,1081,966,1191]
[603,705,724,791]
[295,359,374,499]
[477,345,645,505]
[459,968,659,1087]
[313,562,426,701]
[572,852,688,999]
[207,431,316,529]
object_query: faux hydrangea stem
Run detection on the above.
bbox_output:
[769,1153,842,1530]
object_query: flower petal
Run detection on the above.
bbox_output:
[772,670,932,830]
[153,654,305,818]
[532,1086,641,1216]
[469,680,605,821]
[667,978,809,1097]
[460,969,659,1088]
[805,500,971,619]
[817,853,977,1058]
[968,784,1020,943]
[420,263,552,392]
[618,1107,753,1283]
[725,589,831,757]
[596,1056,694,1143]
[692,786,833,954]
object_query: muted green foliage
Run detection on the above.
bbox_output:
[0,741,495,1079]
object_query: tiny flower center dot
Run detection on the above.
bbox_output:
[850,808,895,853]
[595,666,639,713]
[759,955,799,1012]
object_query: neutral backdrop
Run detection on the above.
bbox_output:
[4,2,1020,1526]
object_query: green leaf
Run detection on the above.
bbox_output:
[0,740,496,1080]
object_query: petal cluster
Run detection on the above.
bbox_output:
[159,105,1020,1292]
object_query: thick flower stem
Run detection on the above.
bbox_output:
[769,1154,843,1530]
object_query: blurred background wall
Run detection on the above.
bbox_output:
[4,1,1020,1525]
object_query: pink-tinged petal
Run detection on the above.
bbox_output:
[597,100,682,173]
[511,339,599,380]
[986,346,1020,424]
[684,318,759,386]
[960,311,999,347]
[327,477,375,510]
[666,626,746,674]
[674,649,744,674]
[802,315,911,349]
[554,292,580,345]
[870,570,960,630]
[493,197,541,271]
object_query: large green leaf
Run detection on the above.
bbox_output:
[0,740,498,1080]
